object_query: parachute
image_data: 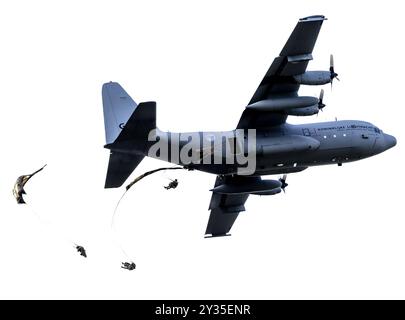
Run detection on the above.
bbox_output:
[12,165,47,204]
[125,166,184,191]
[111,166,185,268]
[13,164,89,259]
[113,166,185,224]
[12,163,186,269]
[113,166,185,223]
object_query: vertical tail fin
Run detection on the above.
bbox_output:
[102,82,137,144]
[102,82,156,188]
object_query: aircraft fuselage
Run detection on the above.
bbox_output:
[150,120,396,177]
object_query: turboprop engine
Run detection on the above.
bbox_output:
[247,89,326,116]
[293,54,339,86]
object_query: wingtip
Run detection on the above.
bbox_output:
[299,15,327,22]
[204,233,232,239]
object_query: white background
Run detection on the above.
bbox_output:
[0,0,403,299]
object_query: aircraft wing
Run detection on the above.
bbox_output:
[205,176,250,237]
[237,15,326,128]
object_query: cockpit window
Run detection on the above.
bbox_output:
[374,127,381,134]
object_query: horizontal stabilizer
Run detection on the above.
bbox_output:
[105,152,144,188]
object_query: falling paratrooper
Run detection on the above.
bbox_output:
[121,261,136,271]
[75,245,87,258]
[164,179,178,190]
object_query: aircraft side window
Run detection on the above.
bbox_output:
[302,128,311,136]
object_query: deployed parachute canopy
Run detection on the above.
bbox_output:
[12,165,47,204]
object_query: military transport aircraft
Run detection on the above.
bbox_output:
[102,15,396,237]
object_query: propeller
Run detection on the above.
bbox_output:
[279,174,288,193]
[317,89,326,115]
[329,54,340,87]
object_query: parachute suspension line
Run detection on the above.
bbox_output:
[27,204,47,228]
[159,164,184,181]
[111,190,128,230]
[24,200,77,249]
[110,189,132,260]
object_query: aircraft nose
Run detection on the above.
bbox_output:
[384,133,397,150]
[372,133,397,154]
